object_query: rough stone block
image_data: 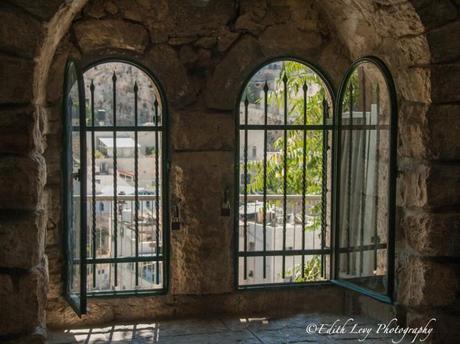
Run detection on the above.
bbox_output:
[398,101,431,160]
[397,163,460,209]
[171,110,234,151]
[415,1,458,30]
[0,6,42,58]
[142,44,197,108]
[428,104,460,160]
[0,55,34,104]
[7,0,63,20]
[398,256,459,307]
[206,36,264,110]
[258,23,322,57]
[0,153,46,210]
[170,152,234,294]
[0,209,45,269]
[431,63,460,104]
[0,106,38,155]
[74,19,149,54]
[0,262,48,336]
[428,20,460,63]
[402,211,460,257]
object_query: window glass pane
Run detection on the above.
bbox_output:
[64,60,86,314]
[84,62,166,294]
[237,60,332,287]
[337,61,393,295]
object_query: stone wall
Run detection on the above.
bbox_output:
[0,0,459,343]
[44,0,352,328]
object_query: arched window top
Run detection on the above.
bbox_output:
[235,56,397,302]
[239,59,334,126]
[84,61,164,128]
[236,58,334,288]
[64,59,169,313]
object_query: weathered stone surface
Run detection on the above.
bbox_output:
[143,44,197,108]
[258,23,323,57]
[73,19,149,54]
[0,210,45,269]
[0,7,42,58]
[83,0,106,19]
[397,164,429,209]
[0,55,34,104]
[397,163,460,209]
[216,28,240,52]
[169,0,234,36]
[428,104,460,160]
[7,0,63,20]
[398,256,459,307]
[428,20,460,63]
[393,67,430,104]
[0,262,48,335]
[398,101,431,160]
[45,39,76,105]
[431,63,460,103]
[104,0,118,15]
[170,152,234,294]
[402,211,460,257]
[416,1,458,30]
[194,36,217,49]
[171,110,234,151]
[117,0,143,22]
[206,36,264,110]
[0,106,38,155]
[179,45,199,66]
[0,153,46,210]
[235,13,266,35]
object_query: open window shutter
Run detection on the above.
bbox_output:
[332,57,397,303]
[63,59,88,315]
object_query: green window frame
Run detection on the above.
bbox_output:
[63,58,170,315]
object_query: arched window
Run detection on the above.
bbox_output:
[334,57,397,302]
[235,57,397,303]
[63,59,169,314]
[236,59,334,287]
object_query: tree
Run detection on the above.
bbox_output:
[243,61,329,282]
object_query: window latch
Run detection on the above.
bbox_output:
[171,202,181,230]
[72,169,81,181]
[221,187,231,217]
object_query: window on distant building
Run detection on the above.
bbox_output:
[236,57,397,303]
[63,59,169,314]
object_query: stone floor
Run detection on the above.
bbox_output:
[48,314,416,343]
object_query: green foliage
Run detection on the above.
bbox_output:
[245,61,327,196]
[243,61,328,280]
[286,255,322,282]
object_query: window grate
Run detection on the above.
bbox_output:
[84,61,167,296]
[236,59,333,287]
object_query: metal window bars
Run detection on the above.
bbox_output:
[236,60,332,287]
[83,63,167,296]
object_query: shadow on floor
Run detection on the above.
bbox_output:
[47,314,415,344]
